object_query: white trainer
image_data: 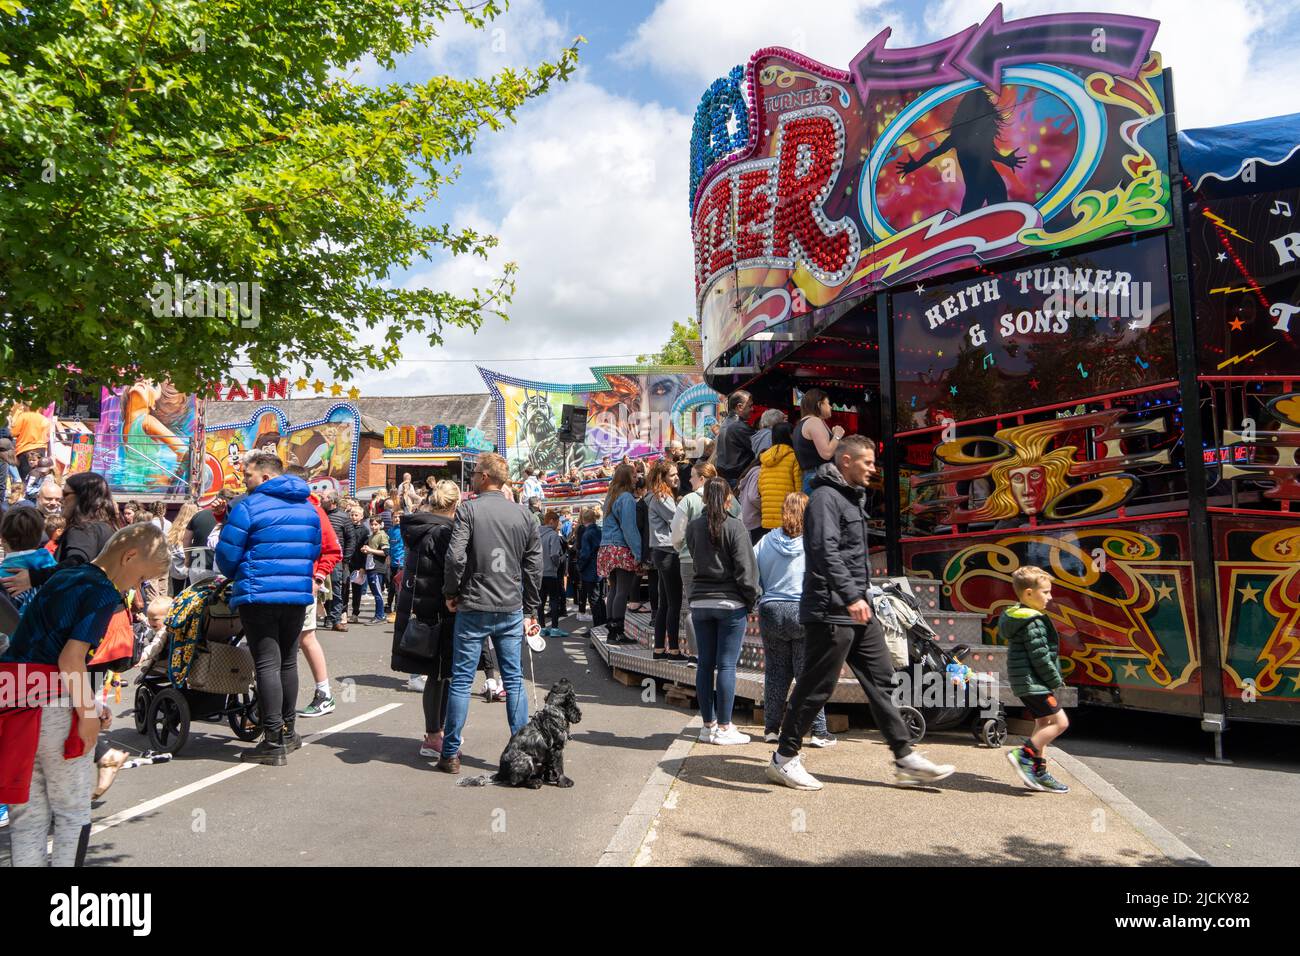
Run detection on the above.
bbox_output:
[406,675,427,693]
[698,723,717,744]
[763,732,780,743]
[712,725,750,746]
[893,751,956,787]
[765,754,823,791]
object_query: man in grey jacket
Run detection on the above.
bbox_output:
[438,452,542,773]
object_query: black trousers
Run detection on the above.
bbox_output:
[539,576,566,629]
[777,616,913,760]
[606,568,637,632]
[420,617,455,734]
[651,549,682,651]
[239,603,308,734]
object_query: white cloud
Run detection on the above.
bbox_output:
[333,79,696,396]
[417,0,570,78]
[616,0,917,86]
[925,0,1300,128]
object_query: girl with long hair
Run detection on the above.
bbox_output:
[646,459,683,660]
[595,463,641,645]
[166,501,200,595]
[685,478,760,745]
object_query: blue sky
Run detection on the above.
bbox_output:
[309,0,1300,397]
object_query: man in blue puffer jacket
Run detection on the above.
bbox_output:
[216,451,322,766]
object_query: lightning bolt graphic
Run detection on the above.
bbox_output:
[1210,286,1257,295]
[1217,343,1276,370]
[1202,210,1252,243]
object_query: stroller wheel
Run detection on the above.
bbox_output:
[228,691,261,741]
[133,686,153,735]
[898,705,926,743]
[978,717,1007,748]
[146,688,191,755]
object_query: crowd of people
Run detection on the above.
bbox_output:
[0,388,1072,865]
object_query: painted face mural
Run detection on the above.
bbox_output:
[203,405,359,504]
[1008,465,1049,516]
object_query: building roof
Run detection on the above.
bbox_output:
[205,394,495,437]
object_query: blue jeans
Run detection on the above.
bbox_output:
[366,571,386,618]
[691,605,748,725]
[442,610,528,758]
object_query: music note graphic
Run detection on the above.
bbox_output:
[1135,355,1150,369]
[1271,200,1292,217]
[982,353,995,369]
[1077,363,1089,378]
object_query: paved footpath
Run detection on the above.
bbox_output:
[626,723,1203,868]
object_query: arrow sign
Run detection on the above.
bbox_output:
[953,3,1159,94]
[849,25,976,102]
[848,4,1159,100]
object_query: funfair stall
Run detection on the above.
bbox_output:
[688,5,1298,741]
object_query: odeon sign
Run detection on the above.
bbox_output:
[689,4,1169,369]
[384,423,493,452]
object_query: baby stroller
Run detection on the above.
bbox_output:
[133,570,260,755]
[874,581,1007,748]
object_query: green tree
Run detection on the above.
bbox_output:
[0,0,581,402]
[637,316,701,367]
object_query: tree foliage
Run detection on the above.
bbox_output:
[0,0,581,402]
[638,316,701,367]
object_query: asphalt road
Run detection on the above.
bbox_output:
[1059,707,1299,867]
[1,604,690,867]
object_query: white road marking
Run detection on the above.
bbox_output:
[88,703,403,837]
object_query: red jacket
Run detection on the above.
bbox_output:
[310,494,342,578]
[0,662,87,804]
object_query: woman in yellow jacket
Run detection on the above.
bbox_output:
[757,423,802,535]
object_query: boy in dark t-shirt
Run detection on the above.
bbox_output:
[0,523,170,866]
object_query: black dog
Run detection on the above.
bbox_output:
[492,678,582,789]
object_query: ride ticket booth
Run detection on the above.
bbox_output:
[690,7,1299,739]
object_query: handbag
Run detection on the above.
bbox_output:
[187,640,256,695]
[398,536,440,660]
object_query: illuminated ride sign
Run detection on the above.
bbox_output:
[690,4,1168,373]
[383,424,493,452]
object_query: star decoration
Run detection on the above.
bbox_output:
[1291,673,1300,692]
[347,386,361,400]
[1216,252,1227,262]
[937,350,943,357]
[294,377,309,391]
[1129,321,1140,330]
[1050,250,1060,258]
[1238,583,1260,603]
[949,385,958,396]
[1229,318,1244,331]
[312,380,326,394]
[915,284,925,294]
[1121,661,1140,679]
[1155,582,1174,602]
[329,383,344,397]
[1028,378,1040,390]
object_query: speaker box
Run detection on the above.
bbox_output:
[558,404,588,443]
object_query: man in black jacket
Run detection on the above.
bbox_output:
[438,452,542,773]
[321,490,355,632]
[767,435,956,791]
[714,391,755,489]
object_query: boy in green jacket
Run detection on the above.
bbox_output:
[1000,565,1070,794]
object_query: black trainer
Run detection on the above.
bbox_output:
[241,727,287,766]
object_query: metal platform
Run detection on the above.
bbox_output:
[589,596,1075,709]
